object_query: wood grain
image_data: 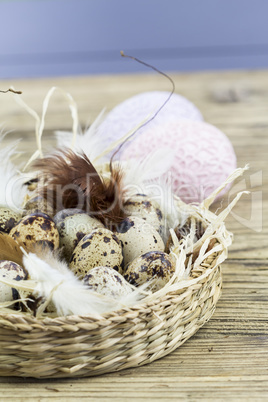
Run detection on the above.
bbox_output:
[0,70,267,400]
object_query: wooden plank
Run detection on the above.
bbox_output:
[1,69,268,129]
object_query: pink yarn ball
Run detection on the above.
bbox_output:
[121,120,237,203]
[97,91,203,157]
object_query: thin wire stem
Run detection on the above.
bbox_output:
[110,51,175,169]
[0,88,22,94]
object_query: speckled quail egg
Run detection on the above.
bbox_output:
[10,212,60,251]
[0,260,28,305]
[123,194,164,235]
[124,251,176,291]
[53,208,86,224]
[55,210,104,261]
[115,216,165,267]
[83,266,133,299]
[69,228,124,278]
[165,218,205,252]
[0,207,21,234]
[23,195,54,218]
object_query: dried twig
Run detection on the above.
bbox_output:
[0,88,22,95]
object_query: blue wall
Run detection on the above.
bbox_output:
[1,0,268,78]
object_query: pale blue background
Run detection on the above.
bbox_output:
[1,0,268,78]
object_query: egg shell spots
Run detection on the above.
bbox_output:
[115,216,165,267]
[53,208,86,225]
[69,228,124,278]
[0,207,21,234]
[97,91,203,158]
[121,120,237,203]
[83,266,133,298]
[0,260,28,304]
[123,194,164,235]
[10,212,60,251]
[56,213,104,261]
[124,251,175,291]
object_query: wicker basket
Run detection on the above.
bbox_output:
[0,167,245,379]
[0,167,246,379]
[0,86,247,379]
[0,244,222,379]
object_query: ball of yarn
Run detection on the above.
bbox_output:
[97,91,203,157]
[121,120,237,203]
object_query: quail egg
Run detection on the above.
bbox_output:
[69,228,124,278]
[53,208,86,224]
[23,195,54,218]
[0,207,21,234]
[124,251,176,291]
[83,266,133,299]
[115,216,165,267]
[123,194,164,234]
[0,260,28,305]
[10,212,60,251]
[55,210,104,261]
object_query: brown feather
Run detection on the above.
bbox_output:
[33,150,126,228]
[0,232,24,266]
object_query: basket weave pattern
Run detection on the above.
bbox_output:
[0,258,222,378]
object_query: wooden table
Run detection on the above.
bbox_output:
[0,70,267,401]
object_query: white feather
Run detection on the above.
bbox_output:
[56,109,107,161]
[54,130,73,148]
[122,147,177,197]
[0,136,27,210]
[22,251,148,317]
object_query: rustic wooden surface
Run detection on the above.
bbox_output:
[0,70,267,401]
